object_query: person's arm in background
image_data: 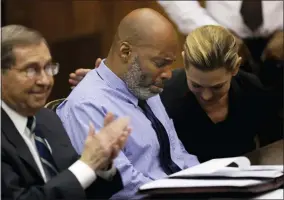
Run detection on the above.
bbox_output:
[261,31,284,85]
[57,100,154,199]
[68,58,102,88]
[157,1,257,73]
[262,31,284,63]
[157,1,220,34]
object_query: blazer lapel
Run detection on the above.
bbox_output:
[1,109,43,179]
[35,123,69,172]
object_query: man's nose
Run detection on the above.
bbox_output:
[36,70,52,86]
[160,68,172,81]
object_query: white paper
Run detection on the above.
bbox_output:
[140,157,283,192]
[171,167,283,179]
[243,165,283,172]
[170,157,251,178]
[140,178,263,190]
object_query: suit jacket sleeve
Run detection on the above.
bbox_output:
[2,148,85,200]
[2,149,123,200]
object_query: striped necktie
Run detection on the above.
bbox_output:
[27,116,58,178]
[138,100,181,175]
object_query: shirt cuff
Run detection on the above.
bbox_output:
[68,160,97,189]
[96,163,117,181]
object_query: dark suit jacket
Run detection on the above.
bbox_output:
[1,108,123,200]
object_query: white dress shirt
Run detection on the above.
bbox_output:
[158,1,283,38]
[2,101,116,189]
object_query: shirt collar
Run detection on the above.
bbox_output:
[1,100,28,135]
[96,59,138,106]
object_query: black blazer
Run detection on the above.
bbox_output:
[160,69,282,162]
[1,108,123,200]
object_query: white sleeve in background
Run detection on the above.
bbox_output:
[157,1,220,35]
[68,160,97,189]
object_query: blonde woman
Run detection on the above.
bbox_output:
[69,25,282,163]
[161,25,282,162]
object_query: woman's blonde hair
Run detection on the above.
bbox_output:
[183,25,239,71]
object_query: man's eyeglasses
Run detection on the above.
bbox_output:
[13,63,60,79]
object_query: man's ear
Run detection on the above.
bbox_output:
[232,56,242,76]
[120,42,131,63]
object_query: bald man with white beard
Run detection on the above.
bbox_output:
[57,8,199,199]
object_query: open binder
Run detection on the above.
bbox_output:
[139,157,284,197]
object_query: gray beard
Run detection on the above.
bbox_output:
[121,57,158,100]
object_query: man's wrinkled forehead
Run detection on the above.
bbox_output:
[136,43,178,60]
[13,42,51,66]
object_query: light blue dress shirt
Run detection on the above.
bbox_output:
[56,60,199,199]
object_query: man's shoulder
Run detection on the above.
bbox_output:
[60,72,131,114]
[59,84,111,114]
[56,86,125,122]
[65,70,118,105]
[36,107,58,119]
[36,108,64,127]
[70,74,108,99]
[36,108,75,142]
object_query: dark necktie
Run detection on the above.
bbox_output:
[240,1,263,32]
[138,100,181,175]
[27,116,58,178]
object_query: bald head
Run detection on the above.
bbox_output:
[105,8,178,100]
[115,8,177,47]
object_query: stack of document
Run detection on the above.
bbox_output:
[139,157,283,197]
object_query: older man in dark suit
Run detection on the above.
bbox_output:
[1,25,131,200]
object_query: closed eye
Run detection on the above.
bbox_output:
[192,83,201,88]
[154,62,167,68]
[152,58,174,68]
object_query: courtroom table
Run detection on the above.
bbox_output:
[245,139,283,165]
[137,140,284,199]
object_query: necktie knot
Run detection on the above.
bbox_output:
[138,100,147,109]
[27,116,36,133]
